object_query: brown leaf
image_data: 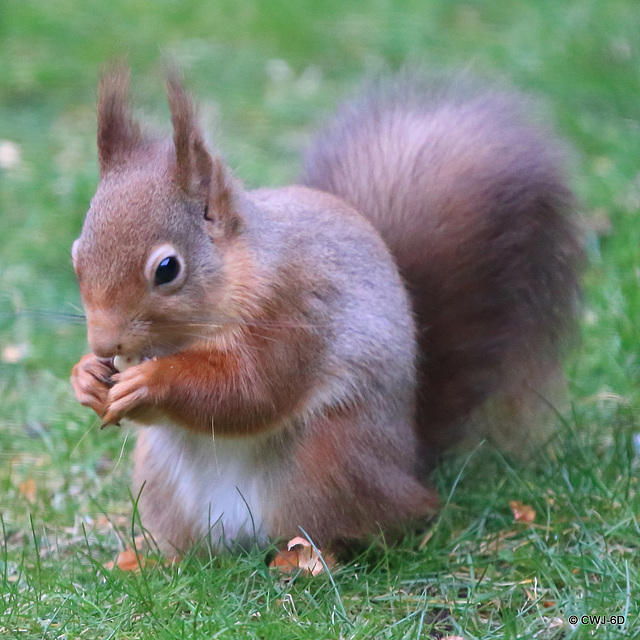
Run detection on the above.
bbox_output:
[103,546,175,572]
[510,500,536,523]
[19,478,36,503]
[269,536,337,576]
[103,548,153,572]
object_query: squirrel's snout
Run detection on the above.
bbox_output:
[88,332,121,359]
[86,309,128,359]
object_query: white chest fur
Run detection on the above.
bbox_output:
[143,426,270,550]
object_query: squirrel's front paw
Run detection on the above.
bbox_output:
[71,354,115,418]
[102,359,167,427]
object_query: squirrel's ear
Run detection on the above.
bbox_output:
[165,68,240,235]
[97,65,143,176]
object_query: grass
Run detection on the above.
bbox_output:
[1,0,640,637]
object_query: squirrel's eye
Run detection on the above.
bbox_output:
[154,256,181,286]
[145,244,184,291]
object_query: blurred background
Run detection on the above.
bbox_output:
[0,0,639,546]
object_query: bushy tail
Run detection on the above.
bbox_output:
[302,75,582,455]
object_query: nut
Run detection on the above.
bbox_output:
[113,355,142,372]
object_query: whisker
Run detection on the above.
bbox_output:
[244,329,279,344]
[156,319,324,330]
[0,310,87,323]
[156,323,226,329]
[66,302,86,315]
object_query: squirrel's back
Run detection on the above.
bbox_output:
[302,75,582,455]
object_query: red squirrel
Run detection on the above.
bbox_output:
[70,67,581,554]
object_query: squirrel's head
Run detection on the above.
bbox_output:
[72,66,249,360]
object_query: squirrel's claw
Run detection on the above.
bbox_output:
[103,361,156,425]
[71,353,112,418]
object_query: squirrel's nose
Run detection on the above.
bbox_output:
[86,309,124,358]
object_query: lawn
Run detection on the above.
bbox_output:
[1,1,639,638]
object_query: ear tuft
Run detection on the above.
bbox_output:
[211,157,242,237]
[165,65,213,196]
[165,65,241,236]
[97,64,143,176]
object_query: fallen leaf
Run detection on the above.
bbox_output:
[19,478,36,503]
[103,548,155,572]
[510,500,536,523]
[269,536,337,576]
